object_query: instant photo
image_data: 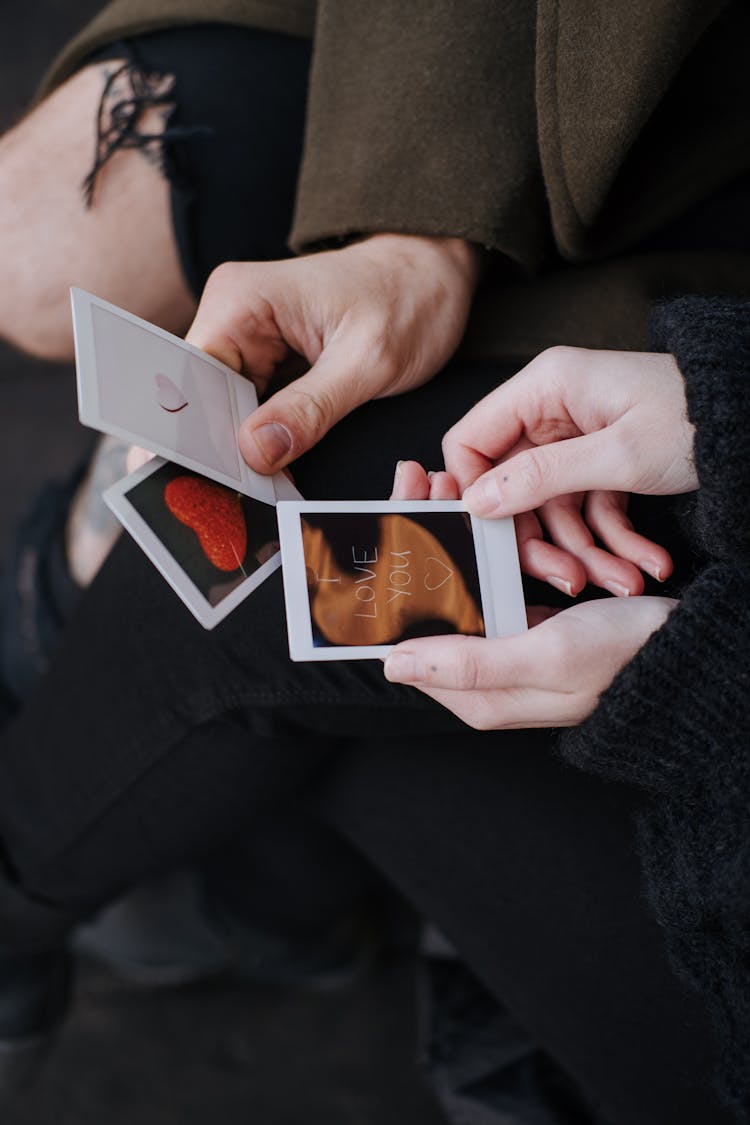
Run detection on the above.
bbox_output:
[278,501,526,661]
[72,288,275,504]
[105,458,282,629]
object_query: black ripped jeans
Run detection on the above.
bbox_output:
[0,25,735,1125]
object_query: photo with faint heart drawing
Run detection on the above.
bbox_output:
[90,302,242,479]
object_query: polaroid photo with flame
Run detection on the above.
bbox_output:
[277,500,527,660]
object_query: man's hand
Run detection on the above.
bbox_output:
[186,234,481,474]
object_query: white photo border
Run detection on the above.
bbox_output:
[277,499,526,661]
[72,288,276,505]
[104,456,281,630]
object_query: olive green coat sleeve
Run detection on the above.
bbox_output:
[536,0,750,260]
[44,0,749,272]
[288,0,548,273]
[290,0,750,262]
[39,0,750,356]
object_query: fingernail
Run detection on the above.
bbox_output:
[464,475,501,515]
[640,560,663,582]
[545,575,574,598]
[427,470,436,480]
[384,652,424,684]
[250,422,292,468]
[605,581,631,598]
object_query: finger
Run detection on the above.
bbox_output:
[442,351,592,491]
[441,442,496,496]
[442,378,531,491]
[514,510,587,597]
[238,340,374,473]
[391,461,430,500]
[584,492,674,583]
[462,428,629,518]
[186,298,290,385]
[384,633,535,692]
[538,495,644,596]
[427,471,460,500]
[185,321,244,374]
[126,445,154,473]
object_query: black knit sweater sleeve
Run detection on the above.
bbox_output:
[653,297,750,561]
[559,561,750,796]
[560,296,750,1115]
[562,296,750,792]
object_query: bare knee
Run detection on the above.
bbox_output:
[0,61,196,362]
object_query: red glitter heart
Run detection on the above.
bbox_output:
[164,476,247,572]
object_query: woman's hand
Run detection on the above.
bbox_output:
[441,348,697,585]
[382,346,694,727]
[383,595,677,730]
[449,346,698,503]
[393,346,691,593]
[186,234,481,474]
[391,459,669,597]
[387,459,676,729]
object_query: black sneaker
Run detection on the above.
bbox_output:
[74,870,229,987]
[76,870,377,993]
[212,902,379,992]
[0,950,71,1102]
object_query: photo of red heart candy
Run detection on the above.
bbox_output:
[164,476,247,572]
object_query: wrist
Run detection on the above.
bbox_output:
[357,233,482,295]
[436,237,484,290]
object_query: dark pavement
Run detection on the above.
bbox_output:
[0,8,448,1123]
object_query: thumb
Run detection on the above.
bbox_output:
[463,429,628,517]
[238,342,370,473]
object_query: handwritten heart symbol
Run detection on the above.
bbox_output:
[155,372,188,413]
[423,557,454,591]
[164,476,247,572]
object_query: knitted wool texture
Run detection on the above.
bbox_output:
[561,297,750,1116]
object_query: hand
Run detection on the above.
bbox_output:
[441,348,697,585]
[448,347,698,503]
[383,595,677,729]
[186,234,481,474]
[391,459,669,597]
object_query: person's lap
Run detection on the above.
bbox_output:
[0,353,513,902]
[0,342,726,1121]
[316,734,732,1125]
[0,19,475,911]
